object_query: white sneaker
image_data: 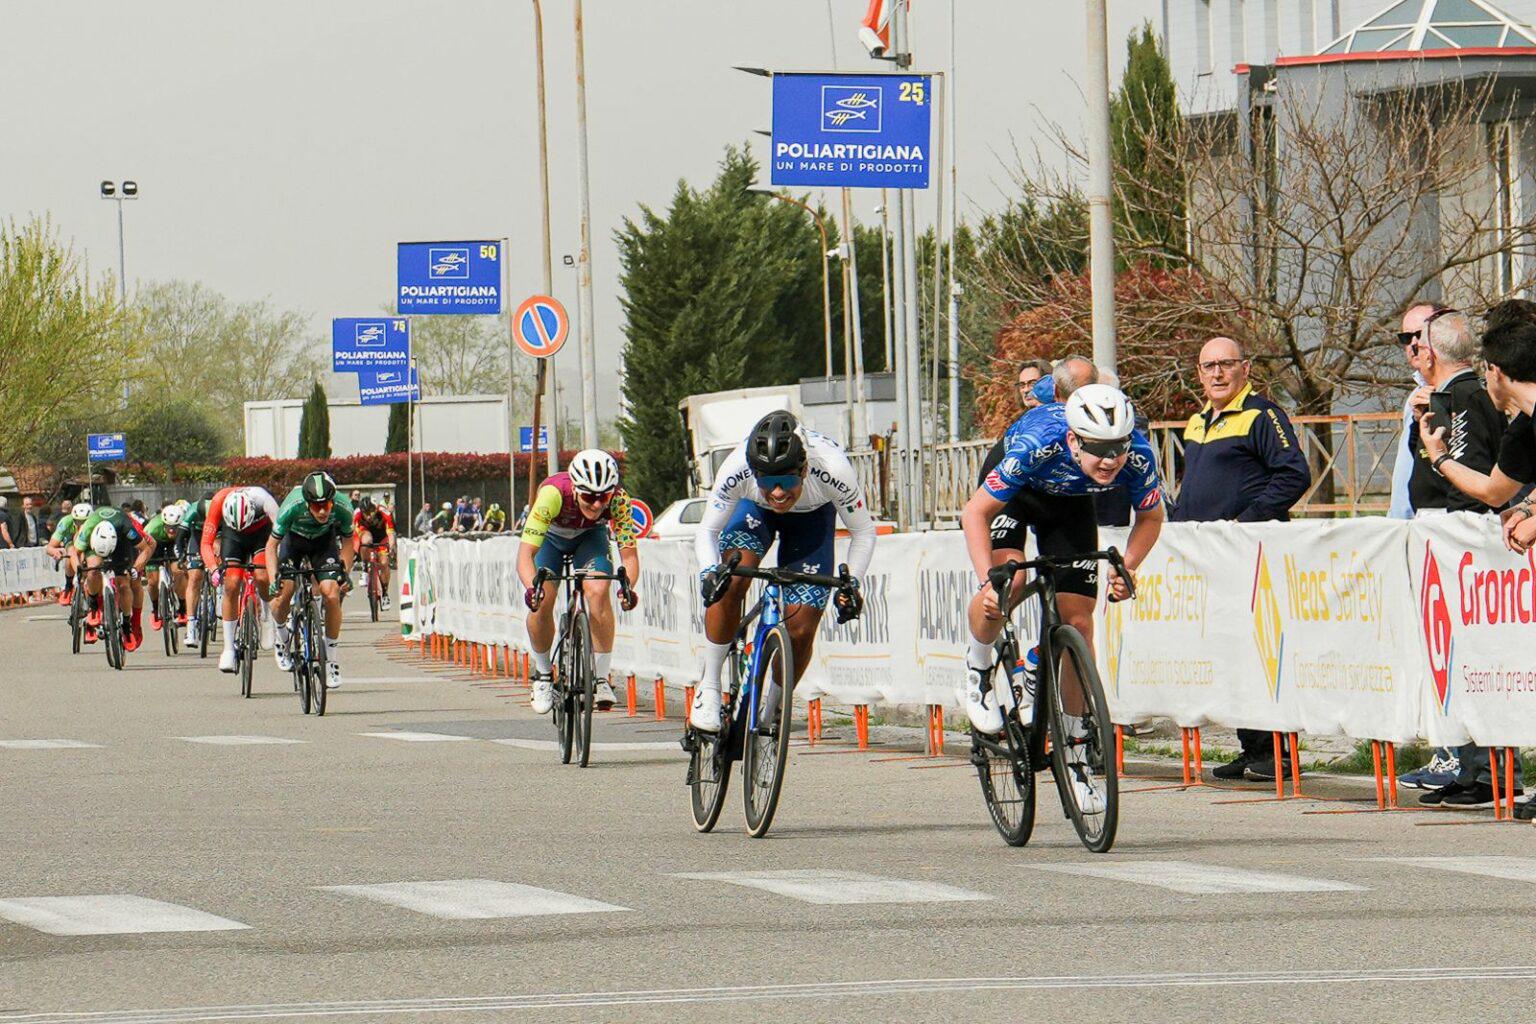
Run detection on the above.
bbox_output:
[690,683,722,733]
[325,661,341,689]
[381,596,391,611]
[1064,719,1106,815]
[962,666,1004,735]
[595,678,618,711]
[218,648,238,674]
[530,672,554,714]
[184,622,199,648]
[274,646,293,673]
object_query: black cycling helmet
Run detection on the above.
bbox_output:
[301,471,337,504]
[745,411,807,476]
[357,496,375,512]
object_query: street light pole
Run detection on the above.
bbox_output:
[99,180,138,407]
[1085,0,1118,374]
[573,0,600,449]
[749,188,833,381]
[531,0,557,481]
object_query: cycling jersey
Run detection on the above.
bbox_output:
[51,516,85,545]
[273,487,355,540]
[353,508,394,538]
[520,472,638,549]
[983,403,1163,512]
[200,486,279,569]
[696,429,877,576]
[144,513,178,546]
[73,507,144,556]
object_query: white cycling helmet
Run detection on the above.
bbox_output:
[568,449,620,495]
[89,521,118,557]
[1065,384,1136,450]
[71,502,93,521]
[161,504,185,528]
[222,489,258,531]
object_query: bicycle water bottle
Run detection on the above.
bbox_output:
[1009,645,1040,717]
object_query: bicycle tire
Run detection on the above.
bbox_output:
[574,611,595,768]
[101,584,120,670]
[974,708,1037,847]
[368,564,380,622]
[1043,624,1118,853]
[239,594,257,698]
[160,575,177,656]
[311,596,328,716]
[70,583,84,655]
[198,587,213,659]
[741,623,795,838]
[689,652,737,832]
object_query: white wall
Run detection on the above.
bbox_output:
[244,395,510,458]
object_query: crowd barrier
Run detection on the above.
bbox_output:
[399,513,1536,752]
[0,547,62,605]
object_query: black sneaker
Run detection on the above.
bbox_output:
[1212,754,1251,780]
[1515,795,1536,821]
[1441,782,1496,809]
[1420,781,1469,806]
[1246,758,1295,782]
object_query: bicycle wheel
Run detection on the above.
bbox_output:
[311,597,328,717]
[689,654,736,833]
[239,595,257,698]
[70,582,84,655]
[198,587,213,659]
[102,584,122,670]
[160,575,177,656]
[367,564,380,622]
[1043,624,1118,853]
[973,707,1037,846]
[573,612,596,768]
[741,623,795,838]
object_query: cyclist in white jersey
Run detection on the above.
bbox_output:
[691,411,877,732]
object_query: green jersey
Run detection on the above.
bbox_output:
[272,487,355,540]
[145,513,177,544]
[51,516,85,545]
[73,507,144,552]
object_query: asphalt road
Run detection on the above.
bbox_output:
[3,596,1535,1023]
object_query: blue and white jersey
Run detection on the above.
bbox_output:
[982,403,1164,511]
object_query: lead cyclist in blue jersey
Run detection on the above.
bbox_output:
[959,383,1165,737]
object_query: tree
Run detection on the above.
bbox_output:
[396,312,533,401]
[385,401,408,453]
[296,381,330,459]
[1109,22,1185,264]
[0,217,133,470]
[127,401,227,481]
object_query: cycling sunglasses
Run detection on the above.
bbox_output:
[755,473,802,492]
[1077,436,1132,460]
[307,499,333,513]
[574,488,613,504]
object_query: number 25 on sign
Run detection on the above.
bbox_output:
[899,80,925,104]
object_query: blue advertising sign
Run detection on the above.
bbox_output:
[770,72,932,189]
[87,432,126,463]
[332,317,409,371]
[397,240,503,314]
[518,426,550,453]
[358,368,420,406]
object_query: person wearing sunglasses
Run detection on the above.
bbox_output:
[959,384,1163,752]
[689,411,876,733]
[266,471,356,688]
[518,449,641,716]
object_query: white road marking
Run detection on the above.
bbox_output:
[491,737,680,752]
[0,894,249,936]
[6,966,1534,1022]
[318,879,629,919]
[1034,860,1365,895]
[25,614,67,622]
[357,731,475,742]
[1372,856,1536,884]
[672,869,991,905]
[175,735,306,746]
[0,739,101,749]
[340,676,439,684]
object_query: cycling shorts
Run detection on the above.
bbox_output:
[277,532,346,584]
[987,490,1098,599]
[719,501,836,609]
[219,524,272,571]
[533,527,613,575]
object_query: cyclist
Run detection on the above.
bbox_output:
[143,503,189,631]
[72,504,154,649]
[201,485,280,673]
[483,502,507,532]
[177,491,215,648]
[517,449,641,715]
[267,471,355,689]
[958,383,1165,745]
[352,496,396,612]
[45,501,94,606]
[690,411,874,733]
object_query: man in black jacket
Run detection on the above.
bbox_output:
[1170,337,1311,781]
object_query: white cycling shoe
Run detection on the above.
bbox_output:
[274,646,293,673]
[962,666,1004,735]
[1064,719,1106,815]
[325,661,342,689]
[184,623,199,648]
[690,684,722,733]
[530,672,554,715]
[217,648,238,674]
[595,679,618,711]
[381,596,392,611]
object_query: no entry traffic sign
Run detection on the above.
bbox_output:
[513,295,569,359]
[628,498,653,539]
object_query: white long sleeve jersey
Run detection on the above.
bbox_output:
[694,430,877,577]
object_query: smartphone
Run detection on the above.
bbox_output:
[1426,391,1454,437]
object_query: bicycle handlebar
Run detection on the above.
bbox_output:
[717,550,852,591]
[532,564,634,603]
[988,547,1137,603]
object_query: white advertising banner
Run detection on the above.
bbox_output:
[0,547,63,596]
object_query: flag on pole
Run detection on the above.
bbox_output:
[859,0,892,57]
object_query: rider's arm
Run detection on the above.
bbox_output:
[133,530,155,573]
[825,454,878,576]
[962,488,1008,583]
[516,485,562,588]
[1123,501,1164,575]
[694,446,751,571]
[200,489,226,569]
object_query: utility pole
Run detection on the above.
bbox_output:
[947,0,960,441]
[1086,0,1118,374]
[573,0,599,448]
[842,188,868,443]
[532,0,557,478]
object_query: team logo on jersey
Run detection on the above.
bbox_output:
[1137,487,1162,511]
[744,513,761,530]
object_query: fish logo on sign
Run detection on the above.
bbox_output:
[1419,541,1454,714]
[93,435,115,450]
[822,85,882,133]
[1251,544,1285,701]
[429,247,470,279]
[375,371,402,384]
[355,322,386,347]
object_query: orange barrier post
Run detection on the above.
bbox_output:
[926,705,944,756]
[1385,742,1399,809]
[807,699,822,746]
[1371,741,1386,810]
[1506,748,1518,819]
[654,677,666,720]
[1115,725,1126,775]
[684,686,695,727]
[1179,729,1193,786]
[626,673,637,717]
[1288,732,1303,798]
[1192,727,1205,782]
[1271,731,1286,800]
[1491,748,1505,821]
[854,705,869,750]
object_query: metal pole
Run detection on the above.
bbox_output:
[502,241,517,508]
[890,185,910,529]
[879,191,893,372]
[406,326,413,532]
[116,199,126,305]
[838,190,854,445]
[531,0,554,486]
[843,188,868,444]
[1085,0,1118,374]
[573,0,599,448]
[931,73,946,453]
[948,0,960,440]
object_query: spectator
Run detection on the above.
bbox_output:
[413,502,433,537]
[1488,320,1536,554]
[432,502,454,534]
[455,495,478,533]
[15,497,42,546]
[47,500,70,537]
[483,502,507,532]
[1092,369,1151,528]
[1170,336,1310,783]
[978,357,1097,491]
[470,497,485,530]
[0,497,12,548]
[1386,307,1439,519]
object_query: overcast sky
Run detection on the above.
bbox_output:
[1,0,1159,417]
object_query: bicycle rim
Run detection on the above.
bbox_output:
[975,712,1037,847]
[70,586,83,654]
[575,613,595,767]
[240,599,256,698]
[1045,624,1118,853]
[689,655,738,832]
[297,620,312,715]
[742,624,794,838]
[198,591,212,658]
[312,603,328,716]
[103,586,121,670]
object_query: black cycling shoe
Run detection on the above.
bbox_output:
[1246,758,1295,782]
[1211,754,1252,781]
[1420,781,1469,806]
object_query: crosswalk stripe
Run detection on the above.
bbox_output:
[0,739,101,749]
[1371,856,1536,884]
[491,737,680,752]
[1033,860,1365,895]
[671,870,992,905]
[358,731,475,743]
[0,894,249,935]
[319,879,629,919]
[175,735,306,746]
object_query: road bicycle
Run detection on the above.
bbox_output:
[684,552,855,838]
[68,563,88,655]
[969,548,1132,854]
[530,561,633,768]
[79,565,129,671]
[280,565,336,716]
[153,558,181,657]
[359,542,388,622]
[224,561,264,698]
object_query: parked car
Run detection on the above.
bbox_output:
[647,497,706,540]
